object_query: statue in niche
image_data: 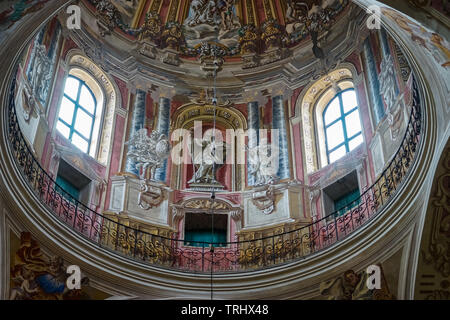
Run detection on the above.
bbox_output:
[247,137,278,186]
[188,134,228,186]
[126,128,171,180]
[183,0,240,48]
[378,54,398,111]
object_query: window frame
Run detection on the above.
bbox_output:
[57,75,98,154]
[323,88,362,164]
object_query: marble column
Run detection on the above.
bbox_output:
[125,89,146,176]
[272,95,290,180]
[247,101,260,186]
[363,37,385,124]
[154,96,171,182]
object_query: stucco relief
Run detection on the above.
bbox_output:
[9,232,109,300]
[320,265,395,300]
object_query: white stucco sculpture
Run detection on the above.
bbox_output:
[126,128,171,180]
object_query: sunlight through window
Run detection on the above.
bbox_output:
[323,89,363,164]
[56,76,97,154]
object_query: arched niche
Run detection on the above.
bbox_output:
[170,102,248,192]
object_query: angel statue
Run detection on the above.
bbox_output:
[126,128,171,180]
[188,134,228,185]
[247,137,279,186]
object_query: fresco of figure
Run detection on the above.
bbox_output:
[183,0,241,48]
[220,0,236,31]
[378,54,398,111]
[185,0,219,27]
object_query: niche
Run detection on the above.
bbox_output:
[322,170,360,218]
[184,212,228,247]
[55,159,91,204]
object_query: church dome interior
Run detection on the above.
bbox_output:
[0,0,449,301]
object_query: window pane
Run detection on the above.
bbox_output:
[349,134,363,151]
[56,121,70,139]
[326,121,345,150]
[345,110,362,138]
[79,85,95,114]
[74,109,93,139]
[342,90,358,113]
[64,77,80,100]
[59,97,75,124]
[329,145,346,163]
[71,133,88,153]
[324,97,341,125]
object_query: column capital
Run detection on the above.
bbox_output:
[151,86,176,101]
[242,89,268,106]
[267,84,292,100]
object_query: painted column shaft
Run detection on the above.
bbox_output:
[363,38,385,124]
[272,95,290,180]
[154,97,171,182]
[125,89,146,175]
[247,101,259,186]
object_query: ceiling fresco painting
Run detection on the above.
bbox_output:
[84,0,350,57]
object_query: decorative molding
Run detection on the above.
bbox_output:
[251,185,276,215]
[170,197,243,231]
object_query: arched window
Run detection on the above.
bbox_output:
[56,75,98,154]
[323,89,363,164]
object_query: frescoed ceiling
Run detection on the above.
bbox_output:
[82,0,351,57]
[66,0,365,100]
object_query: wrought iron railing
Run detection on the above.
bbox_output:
[6,74,422,274]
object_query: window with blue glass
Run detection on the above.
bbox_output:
[334,189,361,216]
[323,89,363,164]
[55,175,80,201]
[56,75,97,154]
